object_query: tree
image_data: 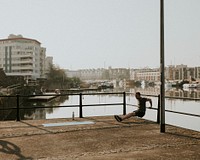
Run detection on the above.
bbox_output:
[45,64,81,89]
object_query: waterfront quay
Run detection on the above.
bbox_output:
[0,116,199,160]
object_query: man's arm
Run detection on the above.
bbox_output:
[147,98,152,108]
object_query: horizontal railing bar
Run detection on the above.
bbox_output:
[164,109,200,117]
[165,96,200,101]
[127,104,200,117]
[1,93,200,101]
[127,104,138,107]
[126,92,159,97]
[0,92,125,98]
[82,103,123,107]
[82,92,125,96]
[21,105,80,109]
[126,93,200,101]
[0,95,17,98]
[0,103,124,111]
[147,107,200,117]
[0,108,17,111]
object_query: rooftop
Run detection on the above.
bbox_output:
[0,34,41,45]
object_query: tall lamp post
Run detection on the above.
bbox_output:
[160,0,165,133]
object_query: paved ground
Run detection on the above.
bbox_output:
[0,116,199,160]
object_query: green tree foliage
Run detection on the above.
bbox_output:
[45,64,81,89]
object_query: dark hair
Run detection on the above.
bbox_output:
[135,92,140,96]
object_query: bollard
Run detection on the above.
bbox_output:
[72,111,75,120]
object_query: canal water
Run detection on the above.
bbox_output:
[46,88,200,132]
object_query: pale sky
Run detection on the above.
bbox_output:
[0,0,200,70]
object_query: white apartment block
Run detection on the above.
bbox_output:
[0,34,46,80]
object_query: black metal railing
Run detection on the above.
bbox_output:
[126,93,200,124]
[0,92,199,122]
[0,92,127,121]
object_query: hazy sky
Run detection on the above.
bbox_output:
[0,0,200,70]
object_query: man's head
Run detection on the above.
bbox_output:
[135,92,141,99]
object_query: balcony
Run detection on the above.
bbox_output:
[12,65,33,70]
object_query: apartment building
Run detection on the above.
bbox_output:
[131,65,200,82]
[108,67,130,80]
[0,34,46,80]
[65,67,129,81]
[166,65,200,81]
[77,68,105,80]
[64,65,200,83]
[166,64,188,80]
[130,68,160,82]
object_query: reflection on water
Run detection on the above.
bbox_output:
[22,95,69,120]
[0,95,69,120]
[131,86,200,100]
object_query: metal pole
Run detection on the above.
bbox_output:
[160,0,165,132]
[157,94,160,124]
[123,92,126,115]
[79,93,83,118]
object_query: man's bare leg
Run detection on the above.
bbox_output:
[121,112,136,121]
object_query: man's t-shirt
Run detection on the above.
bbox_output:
[137,97,148,113]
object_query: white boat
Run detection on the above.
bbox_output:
[43,89,61,95]
[183,82,200,89]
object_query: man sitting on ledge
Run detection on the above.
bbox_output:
[114,92,152,122]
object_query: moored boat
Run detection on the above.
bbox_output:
[183,82,200,89]
[98,82,114,89]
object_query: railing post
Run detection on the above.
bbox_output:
[16,94,20,121]
[79,93,83,118]
[157,94,160,124]
[123,92,126,115]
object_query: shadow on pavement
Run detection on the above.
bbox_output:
[0,140,33,160]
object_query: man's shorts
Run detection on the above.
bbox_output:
[133,110,145,118]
